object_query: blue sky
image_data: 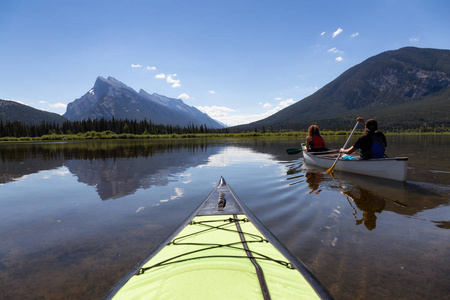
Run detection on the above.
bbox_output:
[1,0,449,126]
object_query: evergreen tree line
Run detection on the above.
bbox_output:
[0,118,228,138]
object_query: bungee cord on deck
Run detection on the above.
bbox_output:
[137,217,294,275]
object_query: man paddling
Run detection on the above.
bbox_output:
[340,118,387,159]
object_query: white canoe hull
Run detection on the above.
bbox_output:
[302,148,408,181]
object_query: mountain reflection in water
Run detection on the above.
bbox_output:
[0,140,220,200]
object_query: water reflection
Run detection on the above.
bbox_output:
[65,149,215,200]
[305,172,323,194]
[0,137,448,300]
[286,161,448,231]
[0,140,221,200]
[0,140,281,200]
[289,167,390,230]
[341,188,386,231]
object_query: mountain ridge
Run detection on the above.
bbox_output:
[63,76,224,128]
[0,99,67,125]
[232,47,450,131]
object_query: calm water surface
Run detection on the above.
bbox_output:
[0,136,449,299]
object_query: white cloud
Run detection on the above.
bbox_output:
[208,90,216,94]
[321,31,326,36]
[409,37,419,42]
[178,93,190,99]
[9,99,67,113]
[196,105,235,118]
[156,72,181,87]
[269,97,295,111]
[53,170,70,176]
[237,99,296,126]
[196,96,299,126]
[336,56,343,62]
[147,66,156,70]
[167,75,181,88]
[332,28,343,38]
[279,98,295,108]
[50,103,67,109]
[327,47,343,53]
[131,64,142,68]
[170,187,184,200]
[351,32,359,38]
[205,98,297,126]
[9,99,25,105]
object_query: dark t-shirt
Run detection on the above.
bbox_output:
[353,132,387,159]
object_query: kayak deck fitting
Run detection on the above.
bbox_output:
[105,177,332,299]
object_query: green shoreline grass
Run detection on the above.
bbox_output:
[1,129,449,143]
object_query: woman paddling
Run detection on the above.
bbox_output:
[305,125,328,152]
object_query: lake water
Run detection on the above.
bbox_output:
[0,135,449,299]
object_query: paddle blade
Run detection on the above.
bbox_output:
[286,148,302,155]
[328,169,336,179]
[326,160,338,173]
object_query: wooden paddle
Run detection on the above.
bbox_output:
[326,120,361,173]
[286,148,303,155]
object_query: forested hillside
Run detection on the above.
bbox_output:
[0,99,67,125]
[233,47,450,132]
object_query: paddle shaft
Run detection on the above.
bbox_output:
[327,121,360,173]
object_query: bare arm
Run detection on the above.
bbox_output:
[340,145,357,154]
[340,117,364,154]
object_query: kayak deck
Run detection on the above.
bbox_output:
[106,177,332,299]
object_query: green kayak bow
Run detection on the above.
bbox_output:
[105,177,333,300]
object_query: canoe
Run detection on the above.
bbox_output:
[105,177,333,299]
[301,144,408,181]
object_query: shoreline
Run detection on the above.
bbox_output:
[1,130,449,144]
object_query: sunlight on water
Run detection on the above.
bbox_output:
[197,146,277,168]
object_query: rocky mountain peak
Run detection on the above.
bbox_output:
[63,77,224,128]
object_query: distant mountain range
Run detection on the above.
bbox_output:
[233,47,450,131]
[63,76,224,128]
[1,76,224,128]
[2,47,449,131]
